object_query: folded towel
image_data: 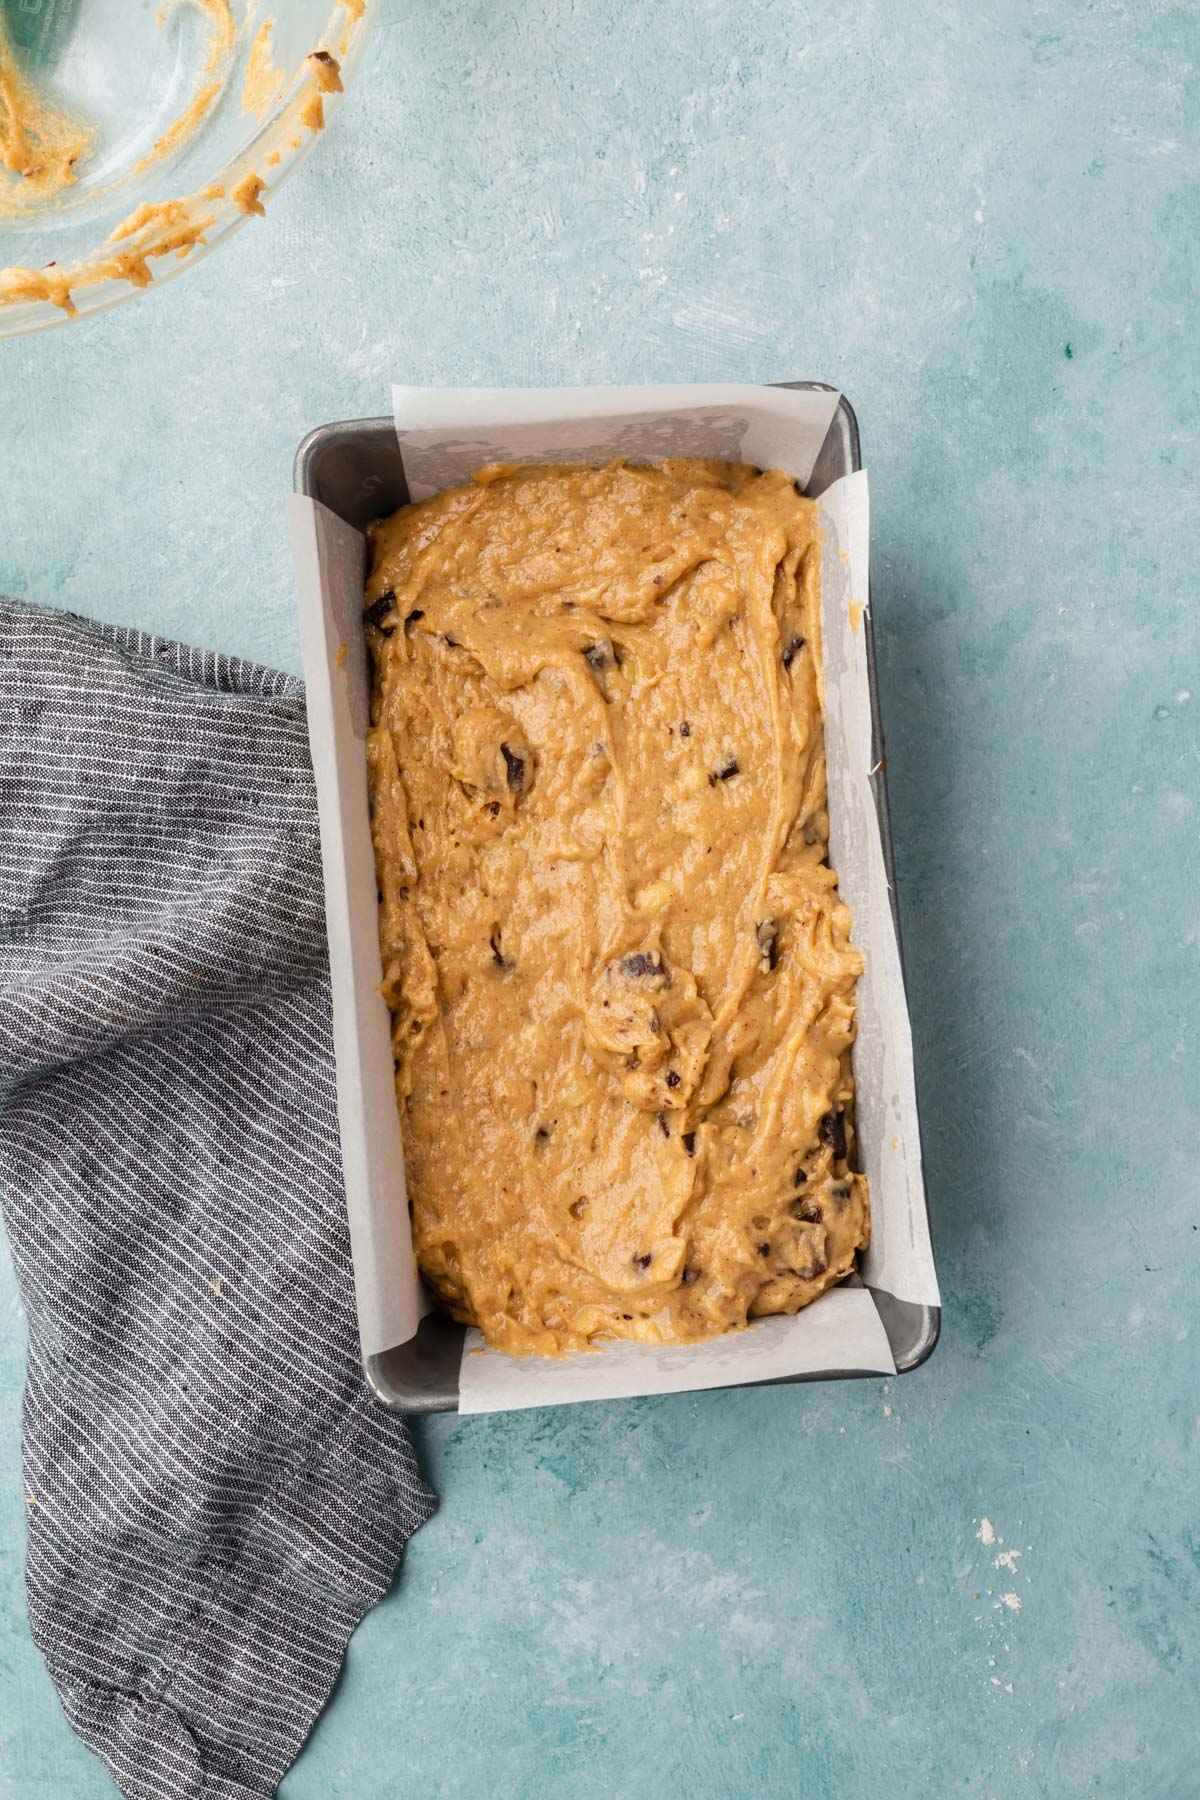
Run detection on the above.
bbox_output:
[0,598,435,1800]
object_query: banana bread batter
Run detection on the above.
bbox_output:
[365,459,869,1356]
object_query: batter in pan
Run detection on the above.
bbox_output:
[365,458,869,1355]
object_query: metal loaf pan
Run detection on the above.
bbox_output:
[294,385,940,1412]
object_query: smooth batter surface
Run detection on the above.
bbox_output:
[365,459,869,1356]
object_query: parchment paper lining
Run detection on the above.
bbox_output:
[288,382,937,1414]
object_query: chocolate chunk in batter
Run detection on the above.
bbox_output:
[500,744,527,793]
[821,1108,848,1162]
[583,640,617,672]
[756,918,778,971]
[619,951,665,981]
[364,592,397,633]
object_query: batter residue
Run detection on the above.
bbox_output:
[0,14,93,204]
[365,460,869,1356]
[0,0,366,318]
[0,0,234,216]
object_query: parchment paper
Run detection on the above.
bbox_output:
[289,497,425,1356]
[391,383,842,502]
[456,1286,894,1415]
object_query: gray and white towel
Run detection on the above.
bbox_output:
[0,597,435,1800]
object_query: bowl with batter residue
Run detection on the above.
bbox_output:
[0,0,373,337]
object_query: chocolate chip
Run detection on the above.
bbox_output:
[782,634,805,669]
[793,1197,823,1224]
[620,952,662,979]
[794,1167,806,1186]
[569,1196,587,1219]
[656,1112,670,1137]
[583,641,614,671]
[682,1267,701,1285]
[831,1181,852,1208]
[708,756,739,785]
[682,1130,696,1156]
[487,800,501,817]
[490,926,511,969]
[679,721,691,737]
[500,744,526,793]
[666,1069,681,1089]
[757,1241,771,1256]
[443,633,461,648]
[820,1109,848,1161]
[756,918,778,971]
[634,1253,652,1269]
[404,608,424,633]
[364,592,397,633]
[535,1125,551,1142]
[312,48,337,65]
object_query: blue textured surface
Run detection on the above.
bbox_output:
[2,2,1199,1795]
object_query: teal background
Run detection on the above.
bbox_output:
[3,2,1199,1795]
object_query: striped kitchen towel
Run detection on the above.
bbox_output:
[0,598,436,1800]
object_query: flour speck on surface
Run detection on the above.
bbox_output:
[977,1517,996,1546]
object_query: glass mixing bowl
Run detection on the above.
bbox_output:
[0,0,373,337]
